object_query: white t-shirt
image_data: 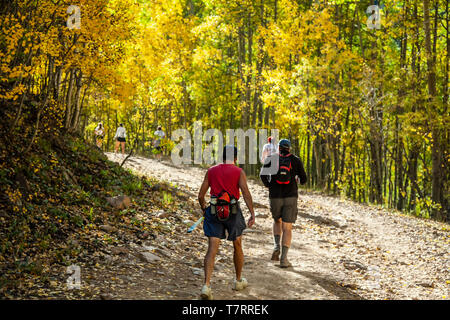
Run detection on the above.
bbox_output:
[114,126,126,139]
[154,130,165,139]
[95,126,104,136]
[261,143,277,162]
[154,130,165,146]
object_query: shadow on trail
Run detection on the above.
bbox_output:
[298,210,343,229]
[284,269,365,300]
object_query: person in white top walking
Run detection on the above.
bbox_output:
[94,122,105,149]
[261,136,277,163]
[114,123,127,155]
[153,126,165,161]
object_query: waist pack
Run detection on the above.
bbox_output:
[210,191,238,221]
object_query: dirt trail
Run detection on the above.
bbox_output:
[104,153,449,300]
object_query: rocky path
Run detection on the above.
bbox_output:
[101,153,449,300]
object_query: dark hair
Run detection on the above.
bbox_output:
[157,126,162,130]
[119,123,123,127]
[223,145,238,162]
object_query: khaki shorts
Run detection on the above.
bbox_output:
[270,197,298,223]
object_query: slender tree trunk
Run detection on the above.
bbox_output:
[423,0,445,219]
[70,70,83,132]
[64,69,75,130]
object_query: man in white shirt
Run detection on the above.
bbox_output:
[261,136,277,163]
[114,123,126,155]
[153,126,165,161]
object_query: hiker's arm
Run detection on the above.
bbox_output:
[239,170,255,228]
[259,156,272,187]
[296,158,307,185]
[261,145,268,162]
[198,171,209,211]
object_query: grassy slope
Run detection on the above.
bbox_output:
[0,131,195,298]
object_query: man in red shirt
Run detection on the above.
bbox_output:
[197,145,256,300]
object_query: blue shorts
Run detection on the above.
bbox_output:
[203,206,247,241]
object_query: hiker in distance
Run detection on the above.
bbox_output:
[197,145,256,300]
[261,136,278,163]
[153,125,165,162]
[260,139,307,268]
[114,123,127,155]
[94,122,105,149]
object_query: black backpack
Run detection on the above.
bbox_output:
[275,153,292,185]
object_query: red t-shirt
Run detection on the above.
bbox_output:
[208,163,242,199]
